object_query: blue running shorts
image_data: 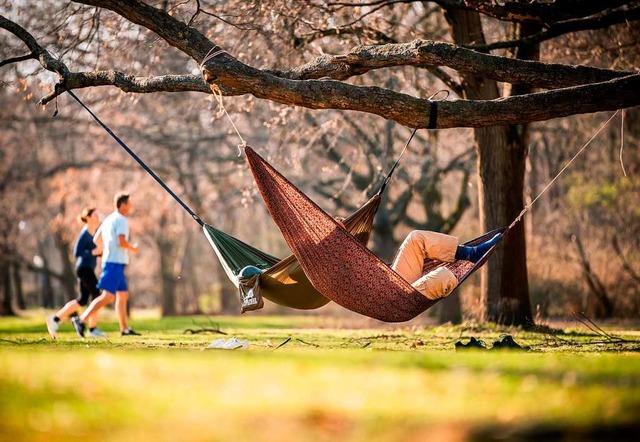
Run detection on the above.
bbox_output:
[97,263,128,293]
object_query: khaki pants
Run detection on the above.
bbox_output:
[391,230,459,300]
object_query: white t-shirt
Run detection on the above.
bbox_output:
[96,211,130,265]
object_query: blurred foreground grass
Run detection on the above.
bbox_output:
[1,311,639,442]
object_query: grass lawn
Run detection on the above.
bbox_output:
[1,311,639,442]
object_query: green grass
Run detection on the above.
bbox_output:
[1,312,639,442]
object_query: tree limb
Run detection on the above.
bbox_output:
[434,0,638,25]
[38,72,211,105]
[0,53,35,68]
[468,3,640,51]
[3,5,640,129]
[0,15,69,78]
[322,40,633,88]
[70,1,633,89]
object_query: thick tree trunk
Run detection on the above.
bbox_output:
[54,234,77,303]
[0,259,16,316]
[439,291,462,324]
[158,238,177,317]
[219,280,238,314]
[12,262,25,310]
[477,126,532,324]
[39,254,55,308]
[447,9,533,325]
[179,233,203,315]
[371,211,398,261]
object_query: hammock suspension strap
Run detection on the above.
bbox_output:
[64,88,205,227]
[507,109,621,230]
[377,90,450,195]
[427,90,448,130]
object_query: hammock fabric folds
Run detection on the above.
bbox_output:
[245,146,505,322]
[203,189,383,310]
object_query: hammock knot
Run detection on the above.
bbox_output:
[200,47,228,69]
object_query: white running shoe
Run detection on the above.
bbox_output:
[87,328,108,338]
[45,316,59,339]
[206,337,249,350]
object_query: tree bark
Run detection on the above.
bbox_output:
[447,8,533,325]
[157,234,178,317]
[12,262,25,310]
[53,234,77,303]
[0,259,16,316]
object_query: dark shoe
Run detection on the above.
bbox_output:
[455,336,488,350]
[121,328,141,336]
[473,233,502,261]
[71,316,86,338]
[456,233,502,263]
[491,334,528,351]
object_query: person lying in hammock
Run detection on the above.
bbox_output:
[391,230,501,300]
[239,228,501,302]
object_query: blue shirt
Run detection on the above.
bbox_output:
[97,211,130,266]
[73,227,97,269]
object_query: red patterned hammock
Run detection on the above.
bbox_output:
[245,146,506,322]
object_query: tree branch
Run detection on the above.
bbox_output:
[434,0,638,25]
[321,40,633,88]
[3,5,640,129]
[74,1,633,90]
[38,72,211,105]
[0,53,35,68]
[468,3,640,51]
[0,15,212,104]
[0,15,69,78]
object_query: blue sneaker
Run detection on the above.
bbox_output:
[87,328,107,338]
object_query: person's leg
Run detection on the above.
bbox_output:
[86,311,99,329]
[72,291,114,337]
[79,291,114,323]
[73,262,119,337]
[411,267,458,300]
[391,230,459,282]
[113,267,139,335]
[115,291,129,332]
[54,299,81,321]
[46,268,90,338]
[83,269,102,330]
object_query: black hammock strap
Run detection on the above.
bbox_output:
[64,89,204,227]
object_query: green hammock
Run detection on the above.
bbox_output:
[203,193,382,310]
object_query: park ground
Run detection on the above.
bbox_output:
[1,310,639,442]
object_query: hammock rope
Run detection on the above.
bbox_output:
[508,109,621,230]
[209,83,247,156]
[620,110,627,177]
[62,88,416,231]
[199,47,247,155]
